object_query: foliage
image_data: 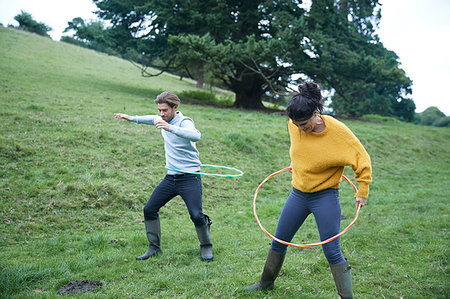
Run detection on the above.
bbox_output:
[1,27,449,298]
[178,90,233,107]
[90,0,300,109]
[296,0,413,120]
[13,11,52,38]
[361,114,400,123]
[62,18,118,55]
[60,36,89,48]
[87,0,413,117]
[432,116,450,127]
[417,106,448,127]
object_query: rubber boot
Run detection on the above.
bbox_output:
[195,222,213,261]
[245,249,286,290]
[136,218,162,260]
[330,259,353,299]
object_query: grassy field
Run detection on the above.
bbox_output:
[1,26,449,298]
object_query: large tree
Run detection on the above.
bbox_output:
[91,0,413,117]
[93,0,303,108]
[295,0,414,118]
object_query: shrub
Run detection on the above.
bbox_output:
[419,106,446,126]
[361,114,400,123]
[432,116,450,127]
[179,90,233,106]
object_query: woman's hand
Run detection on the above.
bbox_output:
[155,119,170,131]
[355,196,367,208]
[114,113,130,121]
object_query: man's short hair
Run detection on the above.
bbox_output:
[154,92,181,108]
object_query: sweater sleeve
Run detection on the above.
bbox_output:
[349,141,372,198]
[129,115,159,125]
[168,118,201,142]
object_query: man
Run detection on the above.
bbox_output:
[114,91,213,261]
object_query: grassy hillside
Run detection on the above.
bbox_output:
[1,26,449,298]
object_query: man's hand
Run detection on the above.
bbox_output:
[114,113,130,121]
[155,119,170,131]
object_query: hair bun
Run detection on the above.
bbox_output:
[299,82,321,102]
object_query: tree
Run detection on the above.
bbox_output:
[92,0,306,108]
[14,11,52,38]
[293,0,413,119]
[419,106,447,126]
[91,0,413,114]
[432,116,450,127]
[62,18,117,54]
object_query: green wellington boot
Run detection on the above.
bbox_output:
[136,218,162,260]
[195,223,213,261]
[245,249,286,290]
[330,259,353,299]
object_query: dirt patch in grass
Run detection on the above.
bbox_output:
[56,280,102,295]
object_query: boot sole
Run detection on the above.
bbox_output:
[136,250,162,260]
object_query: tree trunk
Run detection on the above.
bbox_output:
[233,91,265,109]
[231,74,265,109]
[196,63,204,89]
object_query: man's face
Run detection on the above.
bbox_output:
[157,103,177,122]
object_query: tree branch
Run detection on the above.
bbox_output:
[237,57,290,97]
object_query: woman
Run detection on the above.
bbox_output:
[246,82,372,298]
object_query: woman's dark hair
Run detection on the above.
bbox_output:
[286,82,323,121]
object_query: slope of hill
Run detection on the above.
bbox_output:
[1,26,449,298]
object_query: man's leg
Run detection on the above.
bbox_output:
[137,176,176,260]
[176,174,213,261]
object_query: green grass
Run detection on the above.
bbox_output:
[1,26,449,298]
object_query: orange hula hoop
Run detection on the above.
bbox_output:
[253,167,361,248]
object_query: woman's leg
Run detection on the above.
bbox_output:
[310,188,345,265]
[271,188,310,253]
[246,188,310,290]
[310,189,352,297]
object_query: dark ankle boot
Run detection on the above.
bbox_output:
[330,259,353,298]
[136,218,162,260]
[245,249,286,290]
[195,223,213,261]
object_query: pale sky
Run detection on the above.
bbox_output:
[1,0,449,115]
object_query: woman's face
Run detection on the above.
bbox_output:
[292,113,317,133]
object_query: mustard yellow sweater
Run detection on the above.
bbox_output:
[289,115,372,198]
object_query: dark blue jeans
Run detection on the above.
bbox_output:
[271,187,345,265]
[143,174,210,226]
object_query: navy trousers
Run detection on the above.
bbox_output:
[271,187,345,265]
[143,174,210,226]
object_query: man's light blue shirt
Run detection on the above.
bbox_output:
[130,111,201,175]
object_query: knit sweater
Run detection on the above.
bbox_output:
[289,115,372,198]
[129,111,201,175]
